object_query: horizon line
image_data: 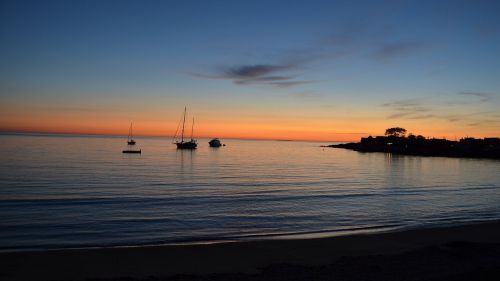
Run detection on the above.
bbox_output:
[1,129,497,143]
[0,129,345,143]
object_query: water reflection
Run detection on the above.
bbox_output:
[0,134,500,250]
[175,148,195,180]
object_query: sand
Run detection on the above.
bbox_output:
[2,220,500,280]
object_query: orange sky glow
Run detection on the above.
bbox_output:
[1,101,498,142]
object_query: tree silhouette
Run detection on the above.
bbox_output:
[385,127,407,137]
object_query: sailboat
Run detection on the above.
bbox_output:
[123,122,141,153]
[174,107,197,149]
[127,123,136,145]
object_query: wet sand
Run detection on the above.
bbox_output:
[2,220,500,281]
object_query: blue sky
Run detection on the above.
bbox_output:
[1,0,500,140]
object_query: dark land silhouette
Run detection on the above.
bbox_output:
[326,128,500,159]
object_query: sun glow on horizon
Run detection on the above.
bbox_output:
[1,112,498,143]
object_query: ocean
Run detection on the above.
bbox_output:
[1,133,500,251]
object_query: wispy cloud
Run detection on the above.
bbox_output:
[191,25,428,89]
[190,64,291,80]
[444,111,497,123]
[223,64,294,79]
[381,99,431,119]
[190,63,314,88]
[267,80,317,88]
[372,41,427,60]
[467,119,500,127]
[457,92,494,102]
[382,96,500,127]
[382,99,436,120]
[292,91,323,99]
[334,132,371,135]
[381,100,422,108]
[407,114,435,119]
[386,112,434,119]
[387,112,413,119]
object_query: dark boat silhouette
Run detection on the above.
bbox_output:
[123,122,141,153]
[122,149,141,154]
[127,123,136,145]
[174,107,197,149]
[209,138,222,147]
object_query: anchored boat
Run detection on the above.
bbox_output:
[123,122,141,153]
[173,107,197,149]
[209,138,222,147]
[122,149,141,154]
[127,123,136,145]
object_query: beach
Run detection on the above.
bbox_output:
[2,220,500,281]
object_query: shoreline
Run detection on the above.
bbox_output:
[325,136,500,160]
[0,219,487,254]
[0,222,406,254]
[328,145,500,160]
[2,220,500,280]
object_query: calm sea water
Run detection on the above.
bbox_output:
[1,133,500,251]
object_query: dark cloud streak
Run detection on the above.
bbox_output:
[223,64,294,79]
[458,92,494,102]
[267,80,317,88]
[190,63,314,88]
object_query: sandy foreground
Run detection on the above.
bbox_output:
[2,221,500,281]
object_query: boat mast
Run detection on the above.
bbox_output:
[128,122,133,141]
[181,107,186,142]
[190,117,194,140]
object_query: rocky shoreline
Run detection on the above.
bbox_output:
[325,135,500,159]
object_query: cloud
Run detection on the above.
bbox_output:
[381,100,422,108]
[268,80,317,88]
[380,89,500,123]
[190,63,314,88]
[334,132,371,135]
[292,91,323,98]
[387,112,413,119]
[234,75,294,85]
[386,112,434,120]
[190,25,428,89]
[467,119,500,127]
[223,64,294,79]
[382,99,430,113]
[457,92,494,102]
[407,114,435,119]
[382,99,434,120]
[190,64,292,80]
[445,115,462,122]
[372,41,426,60]
[382,98,499,124]
[443,110,497,123]
[382,100,489,124]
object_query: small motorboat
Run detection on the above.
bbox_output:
[209,138,222,147]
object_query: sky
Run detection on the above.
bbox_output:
[1,0,500,141]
